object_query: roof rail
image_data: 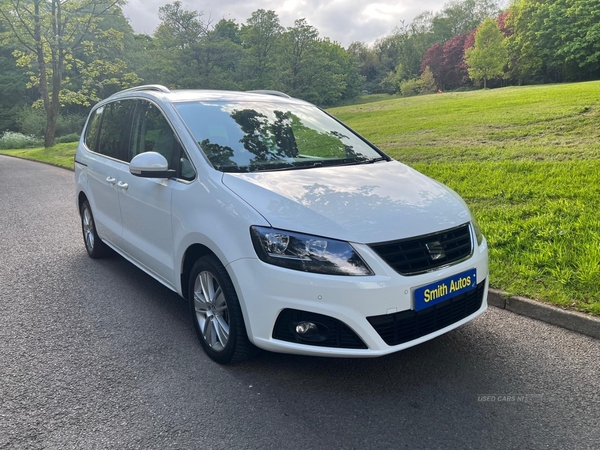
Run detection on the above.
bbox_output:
[247,90,292,99]
[110,84,171,97]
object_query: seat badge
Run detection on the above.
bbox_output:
[426,241,446,260]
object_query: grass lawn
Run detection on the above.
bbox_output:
[0,142,77,169]
[330,81,600,314]
[2,81,598,314]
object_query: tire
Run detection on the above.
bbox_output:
[80,200,109,259]
[188,255,257,364]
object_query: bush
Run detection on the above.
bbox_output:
[16,108,46,137]
[0,131,43,150]
[57,113,86,136]
[420,66,437,95]
[55,133,80,144]
[16,107,87,137]
[380,71,402,95]
[400,78,422,97]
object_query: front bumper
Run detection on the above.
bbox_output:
[227,239,489,357]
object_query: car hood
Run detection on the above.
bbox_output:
[222,160,471,244]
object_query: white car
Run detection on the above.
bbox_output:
[75,85,489,364]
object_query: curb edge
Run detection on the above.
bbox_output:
[488,289,600,340]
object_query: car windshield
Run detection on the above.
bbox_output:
[174,100,385,173]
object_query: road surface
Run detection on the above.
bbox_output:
[1,155,598,449]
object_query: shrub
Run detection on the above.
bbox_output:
[419,66,437,94]
[400,78,422,97]
[16,107,87,137]
[57,113,86,136]
[380,71,402,95]
[16,107,46,137]
[55,133,80,144]
[0,131,43,149]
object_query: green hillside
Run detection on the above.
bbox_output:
[331,81,600,314]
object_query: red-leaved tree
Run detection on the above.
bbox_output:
[442,34,469,90]
[464,28,476,52]
[420,43,444,89]
[496,10,511,37]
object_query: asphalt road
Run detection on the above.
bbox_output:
[1,155,599,450]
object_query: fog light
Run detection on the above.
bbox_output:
[293,321,330,342]
[296,321,318,336]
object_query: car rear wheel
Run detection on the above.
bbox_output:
[189,255,257,364]
[80,200,109,259]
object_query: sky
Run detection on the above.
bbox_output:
[122,0,448,48]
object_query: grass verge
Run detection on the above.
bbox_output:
[0,142,77,169]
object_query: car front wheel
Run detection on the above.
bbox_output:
[189,255,256,364]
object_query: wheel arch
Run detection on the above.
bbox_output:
[77,191,88,214]
[180,243,217,300]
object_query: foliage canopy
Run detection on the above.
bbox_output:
[465,17,507,88]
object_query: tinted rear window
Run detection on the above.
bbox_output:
[84,107,102,152]
[96,100,134,161]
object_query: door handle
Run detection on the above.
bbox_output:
[106,176,116,185]
[117,181,129,191]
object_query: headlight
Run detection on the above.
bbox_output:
[250,226,374,276]
[471,217,484,246]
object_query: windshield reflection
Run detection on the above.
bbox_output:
[175,101,384,172]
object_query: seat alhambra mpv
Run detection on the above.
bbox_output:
[75,85,489,364]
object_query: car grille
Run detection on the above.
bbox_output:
[367,280,486,346]
[273,309,367,349]
[369,223,473,275]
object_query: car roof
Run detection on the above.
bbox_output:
[108,85,309,106]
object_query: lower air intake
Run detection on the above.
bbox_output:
[367,280,486,346]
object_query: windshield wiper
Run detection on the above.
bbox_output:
[358,157,387,164]
[232,157,388,173]
[320,156,387,167]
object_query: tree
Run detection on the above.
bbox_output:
[558,0,600,78]
[144,3,245,90]
[465,17,507,88]
[148,1,204,86]
[240,9,283,89]
[507,0,600,83]
[430,0,501,43]
[155,1,206,50]
[347,41,378,85]
[280,18,319,93]
[0,20,32,131]
[364,0,500,94]
[287,38,360,105]
[442,33,469,89]
[421,43,444,88]
[397,20,437,80]
[0,0,139,147]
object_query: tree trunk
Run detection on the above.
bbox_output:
[46,0,63,148]
[483,78,487,89]
[33,1,55,147]
[44,112,57,148]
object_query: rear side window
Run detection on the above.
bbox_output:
[84,107,103,151]
[96,100,134,161]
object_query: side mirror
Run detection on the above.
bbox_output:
[130,152,176,178]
